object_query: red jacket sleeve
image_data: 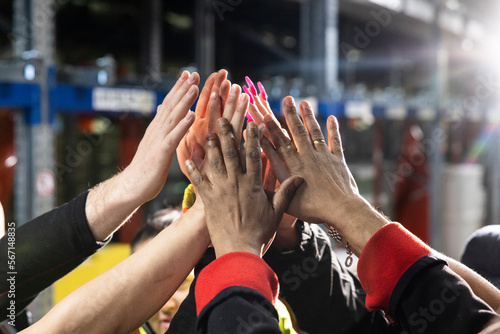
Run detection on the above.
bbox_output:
[195,252,279,315]
[357,222,432,314]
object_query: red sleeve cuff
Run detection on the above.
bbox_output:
[195,252,279,315]
[357,222,432,314]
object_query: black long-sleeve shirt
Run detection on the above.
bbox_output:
[0,192,106,329]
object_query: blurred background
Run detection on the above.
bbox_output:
[1,0,499,319]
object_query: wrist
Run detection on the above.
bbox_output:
[324,196,389,256]
[214,240,262,258]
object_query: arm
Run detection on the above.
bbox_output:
[262,96,499,332]
[444,256,500,310]
[86,70,200,241]
[185,118,302,333]
[21,201,210,334]
[2,71,199,329]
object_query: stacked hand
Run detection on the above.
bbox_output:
[185,118,303,258]
[177,70,231,178]
[125,71,200,201]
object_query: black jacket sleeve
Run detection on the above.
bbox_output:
[196,287,282,334]
[264,222,398,334]
[390,255,499,334]
[0,191,107,321]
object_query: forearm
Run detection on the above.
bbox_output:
[445,256,500,310]
[22,207,209,334]
[1,192,101,320]
[85,170,147,242]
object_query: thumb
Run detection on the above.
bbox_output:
[272,176,304,217]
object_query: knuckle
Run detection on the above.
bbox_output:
[224,146,238,158]
[312,128,323,138]
[292,124,308,136]
[285,105,297,115]
[248,149,261,163]
[192,174,203,186]
[334,137,342,147]
[209,156,224,168]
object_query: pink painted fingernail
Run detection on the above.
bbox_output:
[257,82,268,101]
[245,76,258,96]
[242,86,255,104]
[246,112,254,122]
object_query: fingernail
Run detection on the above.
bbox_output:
[217,117,228,126]
[242,87,255,104]
[230,84,238,97]
[293,177,304,187]
[239,93,248,105]
[257,82,268,101]
[181,71,189,80]
[246,112,254,122]
[188,73,196,83]
[245,76,258,96]
[185,111,194,122]
[188,85,196,95]
[303,101,312,110]
[258,123,266,136]
[210,91,217,101]
[185,159,194,171]
[285,96,295,106]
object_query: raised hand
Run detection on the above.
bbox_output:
[185,118,303,258]
[85,71,199,241]
[177,70,230,177]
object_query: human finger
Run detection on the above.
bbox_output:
[260,136,290,183]
[211,69,228,99]
[327,115,344,156]
[263,114,297,162]
[207,92,222,135]
[195,72,217,117]
[163,111,196,152]
[160,73,200,120]
[219,79,231,109]
[299,101,328,152]
[245,122,263,185]
[222,84,240,121]
[206,132,227,177]
[162,85,199,133]
[231,91,249,149]
[185,159,208,193]
[217,117,241,176]
[263,163,277,199]
[161,70,189,105]
[272,176,304,219]
[282,96,312,152]
[190,140,205,168]
[257,81,268,104]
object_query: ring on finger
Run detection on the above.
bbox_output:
[313,139,326,145]
[277,143,295,153]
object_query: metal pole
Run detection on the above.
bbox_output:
[302,0,338,98]
[195,0,215,80]
[429,2,447,251]
[140,0,162,83]
[13,0,56,320]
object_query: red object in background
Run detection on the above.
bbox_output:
[393,124,430,244]
[117,117,145,243]
[0,110,16,220]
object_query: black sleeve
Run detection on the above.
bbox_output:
[167,249,216,334]
[196,287,282,334]
[390,255,499,334]
[264,222,400,334]
[0,191,106,321]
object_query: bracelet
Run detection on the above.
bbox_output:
[327,226,354,267]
